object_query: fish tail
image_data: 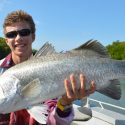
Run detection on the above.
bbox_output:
[97,79,121,100]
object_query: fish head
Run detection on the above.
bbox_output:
[0,74,22,114]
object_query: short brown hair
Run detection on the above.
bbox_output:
[3,10,35,33]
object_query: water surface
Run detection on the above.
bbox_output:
[75,80,125,115]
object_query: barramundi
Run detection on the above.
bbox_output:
[0,40,124,123]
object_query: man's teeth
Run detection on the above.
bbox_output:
[16,44,25,47]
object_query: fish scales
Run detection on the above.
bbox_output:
[4,55,125,90]
[0,40,124,115]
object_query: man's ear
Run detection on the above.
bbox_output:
[32,33,35,42]
[5,38,9,46]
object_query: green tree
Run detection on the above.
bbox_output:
[0,37,38,59]
[32,49,37,55]
[0,37,10,59]
[106,40,125,60]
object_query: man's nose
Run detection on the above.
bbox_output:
[15,34,23,41]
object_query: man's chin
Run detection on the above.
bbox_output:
[15,51,27,57]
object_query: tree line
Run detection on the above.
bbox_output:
[106,40,125,60]
[0,37,125,60]
[0,37,10,59]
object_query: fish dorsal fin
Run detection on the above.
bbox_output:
[22,78,42,98]
[34,42,56,57]
[73,39,109,57]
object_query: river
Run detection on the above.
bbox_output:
[75,80,125,115]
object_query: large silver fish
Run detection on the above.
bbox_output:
[0,40,124,123]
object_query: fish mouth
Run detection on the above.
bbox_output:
[0,85,13,113]
[0,86,5,99]
[0,75,22,113]
[0,97,8,113]
[0,86,5,102]
[0,93,23,114]
[0,82,9,113]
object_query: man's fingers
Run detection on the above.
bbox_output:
[64,74,96,101]
[70,74,79,98]
[79,74,86,97]
[89,80,96,94]
[64,79,73,99]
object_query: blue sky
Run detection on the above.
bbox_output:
[0,0,125,51]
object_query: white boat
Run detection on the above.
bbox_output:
[71,98,125,125]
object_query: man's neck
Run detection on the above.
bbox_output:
[12,53,32,64]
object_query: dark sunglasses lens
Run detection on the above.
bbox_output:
[5,29,31,38]
[5,31,17,38]
[19,29,31,36]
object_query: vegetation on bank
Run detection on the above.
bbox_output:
[0,37,125,60]
[106,41,125,60]
[0,37,37,59]
[0,37,10,59]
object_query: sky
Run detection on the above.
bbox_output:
[0,0,125,51]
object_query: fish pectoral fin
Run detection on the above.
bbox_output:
[21,78,41,98]
[27,104,48,124]
[97,79,121,100]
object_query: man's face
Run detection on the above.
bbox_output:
[4,22,35,58]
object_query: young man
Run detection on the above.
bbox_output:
[0,10,96,125]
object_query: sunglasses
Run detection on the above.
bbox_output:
[5,29,32,38]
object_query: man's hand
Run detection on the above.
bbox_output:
[60,73,96,106]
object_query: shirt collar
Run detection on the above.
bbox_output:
[1,53,34,68]
[0,53,15,68]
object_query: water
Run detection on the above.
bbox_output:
[74,80,125,115]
